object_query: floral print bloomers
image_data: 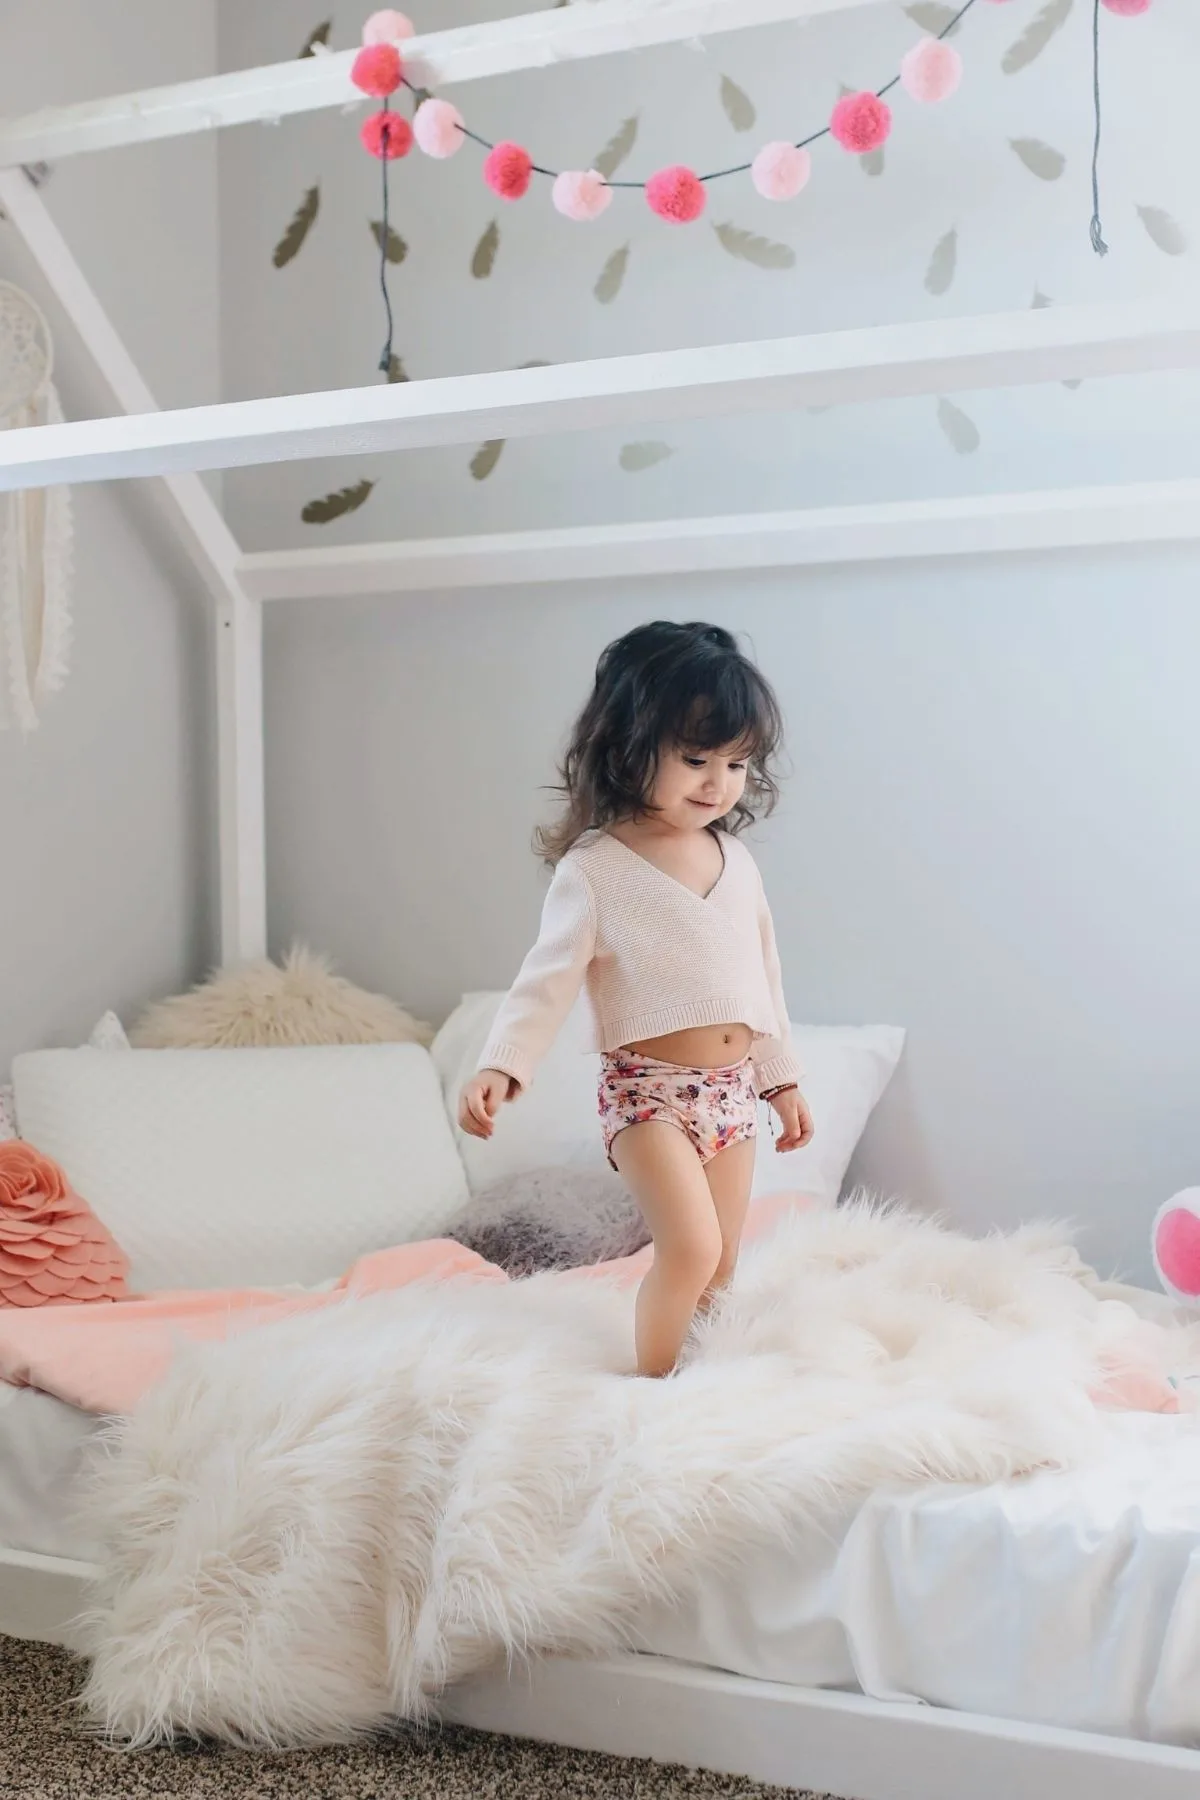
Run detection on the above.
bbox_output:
[598,1052,758,1167]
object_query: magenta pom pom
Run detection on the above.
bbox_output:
[351,43,403,97]
[645,165,706,223]
[413,97,465,158]
[900,37,963,103]
[361,9,414,43]
[552,170,612,221]
[360,110,413,159]
[830,91,892,154]
[1101,0,1151,13]
[751,142,812,201]
[484,141,534,201]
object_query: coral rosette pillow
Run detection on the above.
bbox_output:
[0,1140,129,1306]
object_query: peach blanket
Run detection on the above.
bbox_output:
[0,1195,805,1416]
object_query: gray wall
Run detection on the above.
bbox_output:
[265,551,1200,1282]
[0,0,221,1067]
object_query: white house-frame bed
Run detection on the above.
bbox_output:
[2,3,1200,1794]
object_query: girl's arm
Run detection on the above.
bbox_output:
[752,881,804,1098]
[478,857,597,1094]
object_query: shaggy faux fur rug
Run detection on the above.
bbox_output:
[77,1202,1194,1749]
[3,1638,825,1800]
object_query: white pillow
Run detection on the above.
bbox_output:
[0,1012,130,1143]
[12,1044,469,1291]
[431,993,903,1209]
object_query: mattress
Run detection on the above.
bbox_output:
[4,1390,1200,1747]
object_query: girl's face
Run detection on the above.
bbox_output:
[649,742,750,832]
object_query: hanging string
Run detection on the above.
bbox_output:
[376,100,397,374]
[1089,0,1109,256]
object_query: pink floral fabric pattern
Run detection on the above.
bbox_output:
[599,1052,758,1166]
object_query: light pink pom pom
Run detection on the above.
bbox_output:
[751,142,812,201]
[830,91,892,154]
[362,10,415,44]
[484,141,534,201]
[1101,0,1151,13]
[413,98,465,158]
[900,37,963,103]
[351,43,402,97]
[552,170,612,221]
[645,165,706,224]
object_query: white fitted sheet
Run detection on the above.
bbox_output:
[5,1387,1200,1747]
[639,1412,1200,1747]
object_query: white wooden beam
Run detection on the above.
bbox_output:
[2,302,1199,492]
[0,0,878,169]
[0,167,266,967]
[235,480,1200,600]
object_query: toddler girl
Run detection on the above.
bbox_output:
[460,621,812,1376]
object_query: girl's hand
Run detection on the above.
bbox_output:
[770,1087,814,1153]
[459,1070,517,1140]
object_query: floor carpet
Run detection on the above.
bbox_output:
[0,1638,841,1800]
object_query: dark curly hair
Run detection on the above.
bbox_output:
[537,621,784,865]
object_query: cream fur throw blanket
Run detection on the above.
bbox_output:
[78,1203,1193,1748]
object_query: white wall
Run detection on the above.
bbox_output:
[0,1,222,1066]
[214,0,1200,1278]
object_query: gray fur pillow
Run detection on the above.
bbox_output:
[447,1166,650,1278]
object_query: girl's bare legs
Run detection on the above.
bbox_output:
[699,1136,756,1310]
[611,1123,723,1378]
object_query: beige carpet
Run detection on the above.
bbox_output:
[0,1638,840,1799]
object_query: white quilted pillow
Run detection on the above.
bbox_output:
[12,1044,468,1291]
[1,1012,129,1143]
[431,993,904,1209]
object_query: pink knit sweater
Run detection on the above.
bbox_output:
[480,831,801,1096]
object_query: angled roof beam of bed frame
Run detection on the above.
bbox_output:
[0,0,879,168]
[0,300,1198,492]
[235,479,1200,600]
[0,165,267,966]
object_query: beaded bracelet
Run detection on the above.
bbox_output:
[760,1083,798,1103]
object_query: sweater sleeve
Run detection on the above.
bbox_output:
[478,857,597,1092]
[751,877,804,1098]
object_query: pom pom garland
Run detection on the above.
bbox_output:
[829,90,893,153]
[751,142,812,201]
[645,165,706,223]
[361,9,415,43]
[1101,0,1151,11]
[360,110,413,159]
[484,141,534,200]
[900,36,964,102]
[413,97,465,158]
[552,170,613,221]
[351,43,403,97]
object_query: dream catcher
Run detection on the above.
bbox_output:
[0,279,72,732]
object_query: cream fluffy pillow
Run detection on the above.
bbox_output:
[130,945,431,1051]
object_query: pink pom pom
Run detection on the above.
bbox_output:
[360,110,413,159]
[552,170,613,222]
[413,97,465,158]
[351,43,403,96]
[1101,0,1151,12]
[362,9,415,43]
[830,91,893,154]
[900,37,963,103]
[751,142,812,201]
[645,165,706,224]
[484,141,534,201]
